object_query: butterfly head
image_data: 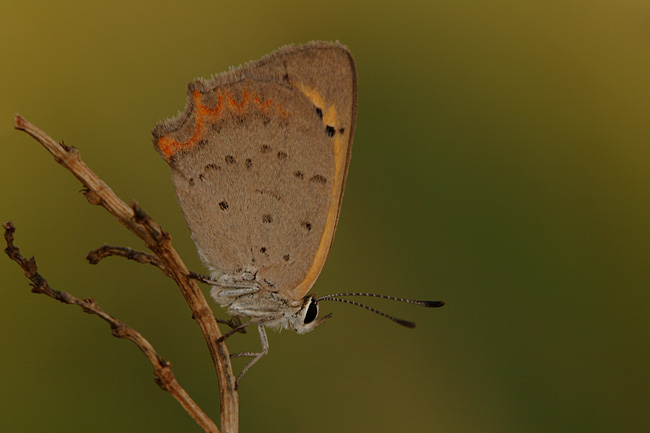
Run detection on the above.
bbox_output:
[291,295,332,334]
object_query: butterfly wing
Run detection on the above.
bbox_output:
[153,41,357,301]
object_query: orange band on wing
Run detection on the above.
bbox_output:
[293,84,348,295]
[157,89,285,160]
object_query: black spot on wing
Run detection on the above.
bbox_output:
[310,174,327,184]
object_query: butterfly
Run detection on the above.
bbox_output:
[153,41,443,387]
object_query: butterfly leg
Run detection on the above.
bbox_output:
[216,318,258,343]
[189,271,259,292]
[230,322,269,389]
[215,316,247,334]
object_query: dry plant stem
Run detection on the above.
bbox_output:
[3,222,218,433]
[13,114,238,432]
[86,245,165,269]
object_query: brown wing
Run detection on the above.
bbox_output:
[152,42,357,301]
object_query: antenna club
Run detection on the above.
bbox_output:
[395,319,417,328]
[424,301,445,308]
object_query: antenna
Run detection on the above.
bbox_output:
[315,293,444,328]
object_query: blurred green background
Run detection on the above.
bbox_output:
[1,1,648,432]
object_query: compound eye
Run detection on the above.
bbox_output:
[303,300,318,324]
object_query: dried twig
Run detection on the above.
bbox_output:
[11,114,239,432]
[3,222,218,433]
[86,245,165,270]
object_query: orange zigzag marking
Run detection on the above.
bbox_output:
[157,88,285,160]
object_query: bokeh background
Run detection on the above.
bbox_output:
[1,1,648,432]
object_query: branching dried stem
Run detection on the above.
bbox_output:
[10,114,238,433]
[3,222,218,432]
